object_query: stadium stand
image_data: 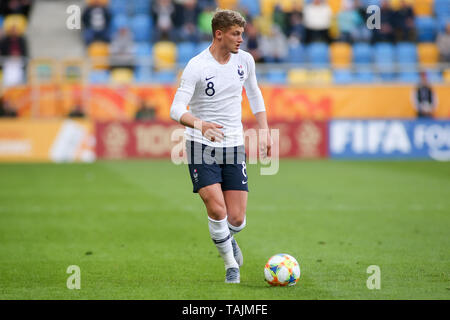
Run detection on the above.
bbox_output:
[1,0,449,87]
[74,0,449,85]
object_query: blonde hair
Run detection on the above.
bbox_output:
[211,9,246,38]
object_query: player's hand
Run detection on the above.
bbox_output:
[259,129,272,159]
[201,121,224,142]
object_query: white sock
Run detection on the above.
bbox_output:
[228,216,246,236]
[208,216,238,269]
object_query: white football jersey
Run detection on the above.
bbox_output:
[170,46,266,147]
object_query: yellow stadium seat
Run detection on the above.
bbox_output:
[111,68,134,84]
[260,0,277,17]
[288,69,332,85]
[413,0,433,16]
[278,0,304,13]
[417,43,439,66]
[88,42,109,70]
[329,16,340,41]
[288,69,309,85]
[153,41,177,70]
[443,69,450,83]
[86,0,109,5]
[253,15,273,36]
[330,42,352,68]
[309,69,332,84]
[328,0,342,14]
[3,14,27,35]
[217,0,238,9]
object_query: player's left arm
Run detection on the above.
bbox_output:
[243,52,272,158]
[254,111,272,158]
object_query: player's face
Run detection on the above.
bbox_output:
[223,25,244,54]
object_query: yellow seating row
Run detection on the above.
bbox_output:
[2,14,27,35]
[88,41,178,70]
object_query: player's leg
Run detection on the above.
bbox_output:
[224,190,247,232]
[198,184,240,283]
[221,145,249,267]
[223,190,247,267]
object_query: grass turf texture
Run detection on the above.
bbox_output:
[0,160,449,300]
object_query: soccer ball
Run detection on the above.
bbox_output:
[264,253,301,286]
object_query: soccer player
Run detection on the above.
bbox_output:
[170,9,271,283]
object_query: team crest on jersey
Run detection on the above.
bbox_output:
[237,65,244,80]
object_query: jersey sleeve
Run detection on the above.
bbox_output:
[243,52,266,115]
[170,60,199,122]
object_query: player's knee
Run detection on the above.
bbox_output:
[228,214,246,228]
[207,201,227,220]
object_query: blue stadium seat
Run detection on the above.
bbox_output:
[153,71,177,84]
[361,0,382,6]
[89,70,110,84]
[134,42,153,57]
[380,72,396,82]
[354,70,375,83]
[374,43,395,80]
[135,67,153,83]
[177,42,197,64]
[397,69,419,83]
[424,69,443,83]
[133,0,152,13]
[111,14,129,35]
[374,43,394,67]
[265,70,287,84]
[0,16,4,29]
[434,0,450,19]
[109,0,129,16]
[353,43,372,64]
[287,44,306,64]
[396,42,417,66]
[415,16,438,42]
[239,0,260,16]
[195,41,210,55]
[130,14,153,42]
[333,69,354,84]
[306,43,329,68]
[438,17,449,32]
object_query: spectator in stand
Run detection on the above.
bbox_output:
[0,95,17,117]
[109,27,135,71]
[337,1,364,43]
[437,22,450,63]
[303,0,332,44]
[372,0,395,43]
[393,0,415,42]
[174,0,201,43]
[82,0,111,45]
[0,24,28,88]
[197,4,215,41]
[273,4,288,37]
[242,21,264,63]
[151,0,177,42]
[0,25,27,57]
[197,0,215,11]
[0,0,32,18]
[260,24,288,63]
[286,3,305,45]
[412,71,437,118]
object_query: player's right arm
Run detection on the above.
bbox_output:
[170,61,224,142]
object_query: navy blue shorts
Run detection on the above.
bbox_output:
[186,140,249,193]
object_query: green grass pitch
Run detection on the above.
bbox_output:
[0,160,449,299]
